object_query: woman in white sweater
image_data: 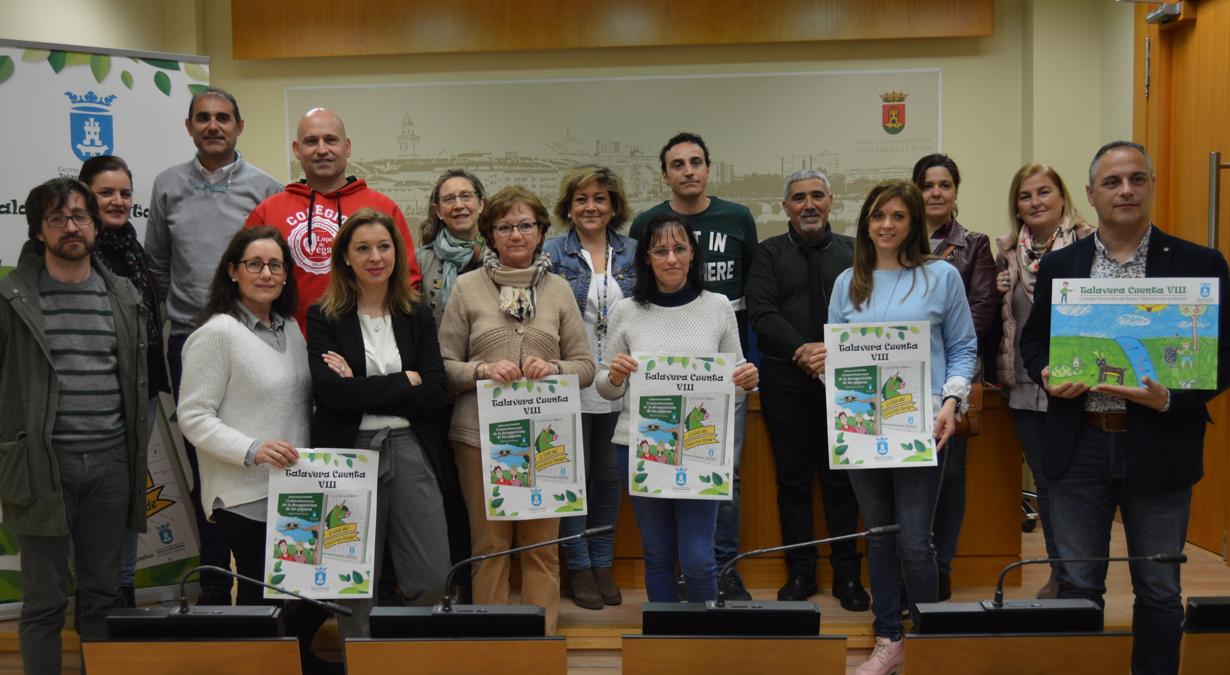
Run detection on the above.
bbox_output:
[596,213,759,602]
[178,226,338,675]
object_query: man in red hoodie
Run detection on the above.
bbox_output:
[246,107,422,330]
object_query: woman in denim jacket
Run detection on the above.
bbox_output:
[542,166,636,610]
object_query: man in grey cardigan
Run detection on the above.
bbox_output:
[143,86,281,605]
[1,178,149,674]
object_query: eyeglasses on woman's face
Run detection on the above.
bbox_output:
[238,258,287,276]
[492,221,537,237]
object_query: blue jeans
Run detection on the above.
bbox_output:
[933,436,967,575]
[560,411,621,570]
[1047,426,1190,675]
[713,395,748,568]
[1010,408,1060,563]
[618,445,719,602]
[848,463,942,640]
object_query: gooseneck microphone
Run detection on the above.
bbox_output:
[714,524,901,607]
[177,564,354,617]
[986,552,1187,608]
[439,524,614,611]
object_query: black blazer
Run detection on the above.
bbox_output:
[306,303,453,492]
[1020,227,1230,492]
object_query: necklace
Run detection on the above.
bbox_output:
[594,244,612,364]
[877,268,907,322]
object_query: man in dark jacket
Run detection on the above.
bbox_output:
[0,177,149,674]
[746,169,869,610]
[1021,141,1230,675]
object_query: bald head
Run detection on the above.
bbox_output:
[292,107,352,192]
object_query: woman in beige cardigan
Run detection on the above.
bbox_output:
[438,186,595,635]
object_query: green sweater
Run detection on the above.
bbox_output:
[630,196,759,310]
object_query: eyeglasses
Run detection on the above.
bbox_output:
[44,212,94,229]
[239,259,287,276]
[439,191,478,206]
[649,245,692,260]
[492,222,538,237]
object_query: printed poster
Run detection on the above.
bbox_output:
[1048,278,1220,390]
[824,322,936,469]
[627,353,736,500]
[264,449,378,599]
[477,375,586,521]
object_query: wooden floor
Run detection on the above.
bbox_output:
[4,520,1228,673]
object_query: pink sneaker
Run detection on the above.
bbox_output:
[856,636,904,675]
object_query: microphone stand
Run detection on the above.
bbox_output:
[985,552,1187,608]
[178,564,354,617]
[439,524,614,612]
[714,524,900,607]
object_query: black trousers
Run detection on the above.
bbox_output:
[213,509,332,665]
[759,358,863,580]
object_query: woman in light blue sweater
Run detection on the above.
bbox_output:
[825,180,977,675]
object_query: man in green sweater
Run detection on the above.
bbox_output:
[630,132,758,600]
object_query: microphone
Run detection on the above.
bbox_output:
[439,524,614,611]
[715,524,900,607]
[177,564,354,617]
[914,551,1187,634]
[986,552,1187,608]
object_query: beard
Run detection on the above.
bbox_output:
[46,234,94,262]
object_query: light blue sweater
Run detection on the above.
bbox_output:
[828,260,977,396]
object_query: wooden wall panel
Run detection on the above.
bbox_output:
[230,0,995,60]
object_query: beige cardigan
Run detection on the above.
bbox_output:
[439,268,596,447]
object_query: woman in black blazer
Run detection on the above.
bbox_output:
[307,207,453,637]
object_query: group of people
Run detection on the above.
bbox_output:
[0,83,1225,675]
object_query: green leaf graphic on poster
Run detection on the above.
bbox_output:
[710,472,724,486]
[646,359,656,371]
[66,52,93,67]
[47,51,67,73]
[270,573,286,585]
[141,58,181,70]
[121,70,134,89]
[184,61,209,81]
[913,439,927,453]
[22,49,49,62]
[554,494,565,501]
[699,474,710,483]
[89,54,110,83]
[565,490,577,503]
[0,56,13,84]
[188,83,209,96]
[154,71,172,96]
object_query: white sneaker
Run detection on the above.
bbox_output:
[855,636,904,675]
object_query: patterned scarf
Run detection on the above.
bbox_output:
[482,247,552,321]
[431,229,481,309]
[95,222,162,349]
[1016,216,1081,302]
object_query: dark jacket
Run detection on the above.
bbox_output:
[0,243,149,536]
[747,228,855,361]
[934,220,998,339]
[1020,227,1230,492]
[306,303,454,494]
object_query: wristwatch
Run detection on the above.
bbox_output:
[942,394,962,408]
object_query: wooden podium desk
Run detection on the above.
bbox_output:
[905,632,1132,674]
[345,637,567,674]
[622,634,847,674]
[82,638,301,674]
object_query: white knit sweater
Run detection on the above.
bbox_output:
[178,312,312,516]
[596,291,745,446]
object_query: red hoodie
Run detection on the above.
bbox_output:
[245,177,422,332]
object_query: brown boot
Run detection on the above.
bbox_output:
[570,567,604,610]
[592,567,622,606]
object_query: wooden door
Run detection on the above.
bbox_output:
[1134,0,1230,564]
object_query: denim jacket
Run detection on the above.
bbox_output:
[543,228,637,313]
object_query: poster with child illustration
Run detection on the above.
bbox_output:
[824,321,936,469]
[264,448,378,599]
[627,353,736,500]
[1047,278,1219,390]
[477,375,586,521]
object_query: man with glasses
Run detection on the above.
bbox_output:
[630,132,759,600]
[144,87,281,605]
[246,107,421,331]
[1,178,149,674]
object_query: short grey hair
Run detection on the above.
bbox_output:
[783,169,831,201]
[1088,141,1153,185]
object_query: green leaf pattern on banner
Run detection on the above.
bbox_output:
[121,70,134,89]
[154,70,172,96]
[184,61,209,81]
[0,56,13,84]
[90,54,110,83]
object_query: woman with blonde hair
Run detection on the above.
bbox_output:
[994,164,1093,598]
[307,207,452,635]
[543,166,636,609]
[438,187,595,635]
